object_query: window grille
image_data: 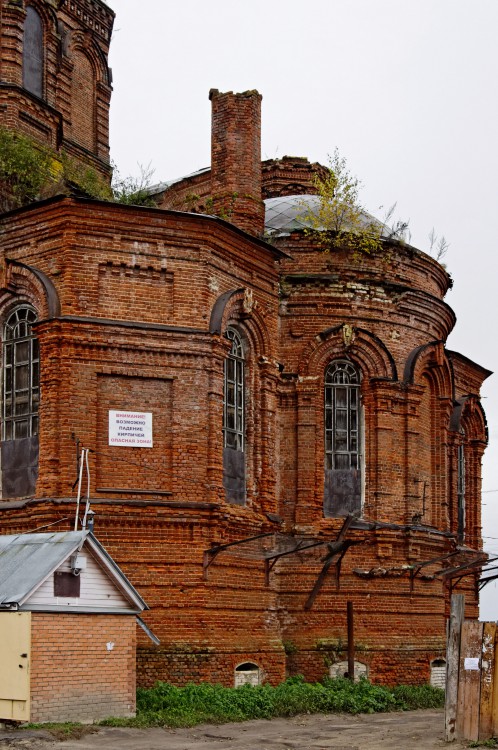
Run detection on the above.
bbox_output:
[223,327,244,451]
[2,307,39,441]
[325,360,360,471]
[457,437,465,540]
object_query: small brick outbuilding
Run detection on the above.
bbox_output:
[0,531,148,723]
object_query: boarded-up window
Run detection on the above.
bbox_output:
[223,328,245,504]
[324,360,361,517]
[23,6,44,98]
[54,571,81,598]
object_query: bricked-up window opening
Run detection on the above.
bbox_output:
[324,360,362,517]
[23,6,44,99]
[430,658,447,690]
[2,307,39,441]
[457,435,466,541]
[234,662,260,687]
[223,327,246,504]
[329,660,368,682]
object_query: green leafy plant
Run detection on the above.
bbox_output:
[301,149,409,261]
[111,162,158,207]
[94,677,445,729]
[0,127,157,211]
[0,127,53,211]
[282,639,298,655]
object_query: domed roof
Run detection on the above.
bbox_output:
[264,194,390,237]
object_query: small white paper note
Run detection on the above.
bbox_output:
[464,657,479,670]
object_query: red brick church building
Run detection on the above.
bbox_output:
[0,0,490,687]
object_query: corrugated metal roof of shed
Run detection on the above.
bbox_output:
[0,531,85,606]
[0,531,147,612]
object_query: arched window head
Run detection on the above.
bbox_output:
[223,327,245,451]
[23,6,44,99]
[324,360,362,517]
[2,307,40,441]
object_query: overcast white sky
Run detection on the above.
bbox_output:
[107,1,498,618]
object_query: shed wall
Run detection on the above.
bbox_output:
[27,549,129,609]
[30,613,136,723]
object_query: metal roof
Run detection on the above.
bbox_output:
[148,167,210,195]
[264,194,391,237]
[0,531,147,612]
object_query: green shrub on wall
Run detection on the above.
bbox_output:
[0,128,156,212]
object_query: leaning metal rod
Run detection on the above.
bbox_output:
[82,449,92,530]
[73,448,85,531]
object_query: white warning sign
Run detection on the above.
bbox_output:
[108,410,153,448]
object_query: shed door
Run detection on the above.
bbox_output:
[0,612,31,721]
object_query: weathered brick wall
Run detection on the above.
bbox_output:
[0,186,487,688]
[0,0,113,179]
[30,613,136,722]
[0,34,489,690]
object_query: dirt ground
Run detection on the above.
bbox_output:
[0,710,472,750]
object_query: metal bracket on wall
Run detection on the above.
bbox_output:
[409,550,461,593]
[436,555,493,597]
[202,532,273,581]
[201,515,363,602]
[304,515,366,610]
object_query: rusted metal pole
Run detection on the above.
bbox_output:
[347,600,355,680]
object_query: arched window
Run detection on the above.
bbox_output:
[457,432,466,541]
[23,6,44,99]
[2,307,39,441]
[223,327,245,504]
[223,328,244,450]
[324,360,362,517]
[71,51,95,152]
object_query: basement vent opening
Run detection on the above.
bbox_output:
[430,658,447,690]
[234,662,261,687]
[329,660,368,682]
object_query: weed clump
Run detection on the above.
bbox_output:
[97,676,444,729]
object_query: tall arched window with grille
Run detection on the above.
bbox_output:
[222,327,245,504]
[23,6,44,99]
[324,360,362,517]
[1,306,39,498]
[457,432,466,541]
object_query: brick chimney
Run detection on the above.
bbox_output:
[209,89,265,237]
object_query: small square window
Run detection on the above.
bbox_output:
[54,571,81,597]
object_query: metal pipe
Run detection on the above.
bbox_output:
[347,600,354,680]
[73,447,85,531]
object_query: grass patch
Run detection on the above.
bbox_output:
[21,722,98,740]
[96,676,445,728]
